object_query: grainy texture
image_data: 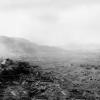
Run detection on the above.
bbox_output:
[0,58,100,100]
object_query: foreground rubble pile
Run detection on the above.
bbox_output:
[1,59,100,100]
[0,59,68,100]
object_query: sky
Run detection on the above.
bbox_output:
[0,0,100,46]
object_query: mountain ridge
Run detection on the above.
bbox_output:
[0,36,68,58]
[0,36,100,65]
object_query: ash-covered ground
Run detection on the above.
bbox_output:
[0,58,100,100]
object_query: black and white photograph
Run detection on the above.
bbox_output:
[0,0,100,100]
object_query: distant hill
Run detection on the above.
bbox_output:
[0,36,100,65]
[0,36,67,59]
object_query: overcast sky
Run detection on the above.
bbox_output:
[0,0,100,46]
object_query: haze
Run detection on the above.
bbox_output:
[0,0,100,47]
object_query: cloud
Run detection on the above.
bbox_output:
[0,0,99,10]
[0,0,51,10]
[0,0,100,46]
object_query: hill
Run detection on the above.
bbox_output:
[0,36,67,58]
[0,36,100,66]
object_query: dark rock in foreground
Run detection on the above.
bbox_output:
[0,58,100,100]
[0,58,67,100]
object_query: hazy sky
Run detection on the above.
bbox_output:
[0,0,100,46]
